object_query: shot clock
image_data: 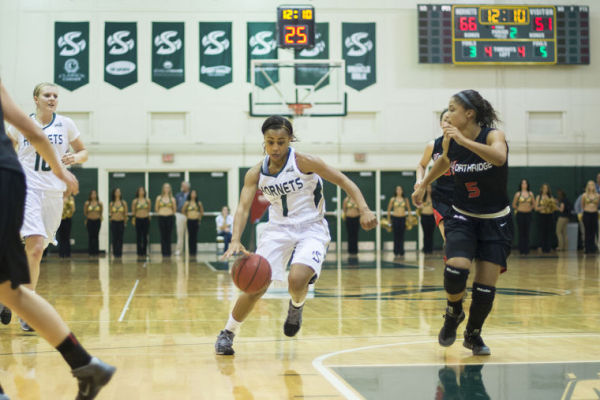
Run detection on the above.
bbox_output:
[277,5,315,48]
[418,4,589,65]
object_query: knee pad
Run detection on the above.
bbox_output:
[444,265,469,295]
[471,283,496,307]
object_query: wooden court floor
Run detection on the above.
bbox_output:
[0,250,598,399]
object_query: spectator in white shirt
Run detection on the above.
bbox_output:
[216,206,234,253]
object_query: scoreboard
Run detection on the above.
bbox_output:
[418,4,590,65]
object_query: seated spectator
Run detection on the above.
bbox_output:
[216,206,233,253]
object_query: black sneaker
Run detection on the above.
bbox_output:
[19,318,34,332]
[438,307,465,347]
[283,301,303,337]
[72,357,116,400]
[0,306,11,325]
[215,330,235,355]
[463,329,491,356]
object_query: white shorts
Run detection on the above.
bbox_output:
[256,219,330,282]
[21,188,64,248]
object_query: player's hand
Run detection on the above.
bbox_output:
[443,124,467,146]
[62,152,76,166]
[414,180,422,192]
[412,186,425,206]
[54,167,79,195]
[220,241,250,260]
[359,209,377,231]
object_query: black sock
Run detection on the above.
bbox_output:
[466,283,496,333]
[447,298,463,316]
[56,333,92,370]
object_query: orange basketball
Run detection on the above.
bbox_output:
[231,254,272,294]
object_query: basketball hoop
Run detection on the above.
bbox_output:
[288,103,312,117]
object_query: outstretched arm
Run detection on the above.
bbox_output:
[296,153,377,230]
[416,141,434,189]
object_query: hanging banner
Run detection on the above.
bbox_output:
[247,22,278,89]
[54,22,89,91]
[342,22,376,91]
[104,22,137,89]
[152,22,185,89]
[199,22,232,89]
[294,22,329,89]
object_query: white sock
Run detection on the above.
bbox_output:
[291,299,305,308]
[225,314,242,335]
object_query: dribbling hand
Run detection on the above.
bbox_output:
[221,241,250,261]
[359,210,378,231]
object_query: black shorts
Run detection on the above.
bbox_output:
[0,169,31,288]
[432,199,452,226]
[444,208,513,271]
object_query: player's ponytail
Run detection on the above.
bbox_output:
[261,115,297,141]
[453,90,500,128]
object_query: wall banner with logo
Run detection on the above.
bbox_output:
[199,22,232,89]
[247,22,278,89]
[342,23,376,91]
[152,22,185,89]
[104,22,137,89]
[54,22,89,91]
[294,22,329,89]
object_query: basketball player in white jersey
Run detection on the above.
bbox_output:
[7,82,88,331]
[215,115,378,355]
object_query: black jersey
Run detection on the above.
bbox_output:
[448,127,508,214]
[0,95,23,174]
[431,135,454,201]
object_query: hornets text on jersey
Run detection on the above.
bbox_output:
[258,147,326,225]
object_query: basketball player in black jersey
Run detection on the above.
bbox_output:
[412,90,512,356]
[416,109,454,240]
[0,81,115,399]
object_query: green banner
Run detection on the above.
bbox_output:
[247,22,278,89]
[342,23,376,91]
[54,22,89,91]
[152,22,185,89]
[295,22,329,89]
[199,22,232,89]
[104,22,137,89]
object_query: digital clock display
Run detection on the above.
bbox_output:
[418,4,589,65]
[277,5,316,48]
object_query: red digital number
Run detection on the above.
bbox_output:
[297,26,307,44]
[284,25,308,44]
[465,182,480,198]
[534,17,552,31]
[459,17,477,31]
[284,26,295,43]
[517,46,526,57]
[484,46,492,57]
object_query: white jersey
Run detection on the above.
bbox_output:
[8,113,80,192]
[258,147,326,225]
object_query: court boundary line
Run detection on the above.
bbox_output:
[118,279,139,322]
[312,333,600,400]
[204,261,217,272]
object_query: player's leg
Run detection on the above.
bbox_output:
[283,220,329,337]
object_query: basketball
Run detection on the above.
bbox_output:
[231,254,272,294]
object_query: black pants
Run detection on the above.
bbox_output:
[391,216,406,256]
[158,215,174,256]
[110,220,125,257]
[57,217,72,257]
[187,219,199,255]
[538,213,554,253]
[583,211,598,254]
[135,217,149,256]
[516,212,532,254]
[345,216,360,255]
[421,214,435,253]
[87,219,101,255]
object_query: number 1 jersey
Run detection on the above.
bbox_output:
[258,147,326,225]
[8,113,80,192]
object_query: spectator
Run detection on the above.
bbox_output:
[387,185,411,257]
[132,187,150,258]
[182,189,204,256]
[84,189,102,256]
[555,189,571,251]
[175,181,190,255]
[574,191,585,250]
[57,192,75,258]
[342,195,360,256]
[216,206,233,253]
[512,179,536,255]
[535,183,557,253]
[415,184,435,254]
[155,183,176,257]
[581,180,599,254]
[109,188,127,258]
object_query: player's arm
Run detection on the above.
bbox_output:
[412,156,450,206]
[0,82,78,194]
[296,153,377,230]
[222,164,261,259]
[446,126,507,166]
[63,137,88,166]
[416,141,434,188]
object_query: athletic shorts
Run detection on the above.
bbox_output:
[21,188,64,248]
[444,209,513,272]
[432,198,452,226]
[256,218,331,282]
[0,169,31,288]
